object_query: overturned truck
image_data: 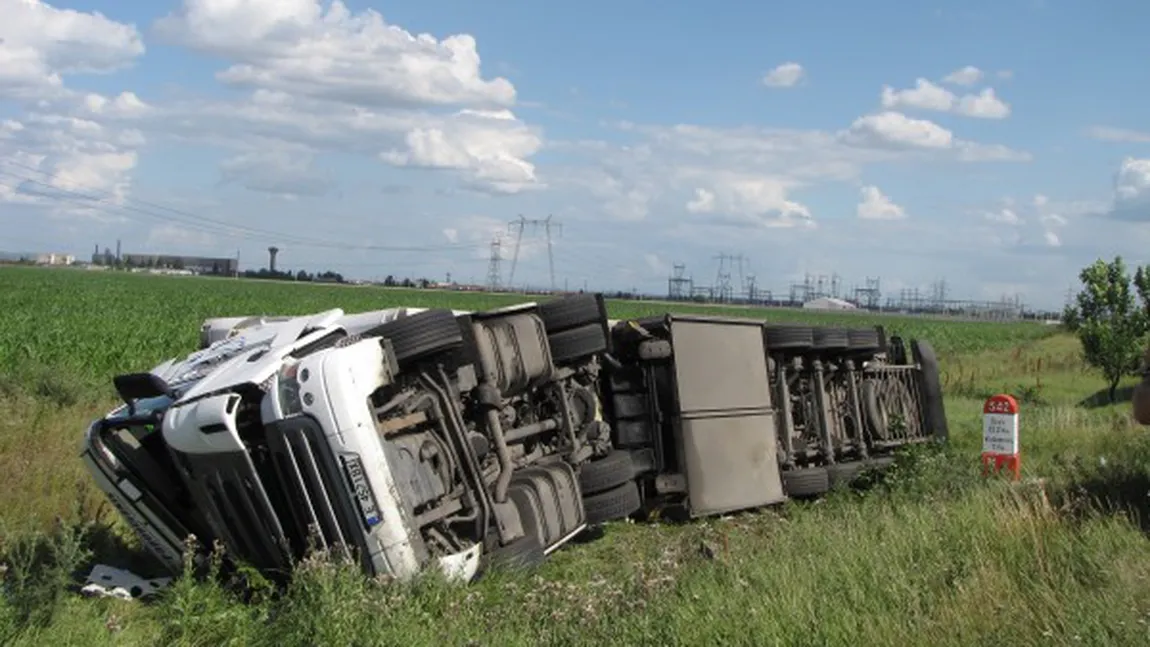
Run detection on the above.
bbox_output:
[82,294,946,583]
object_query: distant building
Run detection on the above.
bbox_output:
[0,251,75,265]
[802,296,858,311]
[118,253,238,276]
[89,245,238,276]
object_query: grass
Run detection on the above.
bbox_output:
[1,266,1149,646]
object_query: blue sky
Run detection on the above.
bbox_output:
[2,0,1150,311]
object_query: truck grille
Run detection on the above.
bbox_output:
[264,417,360,560]
[173,416,365,575]
[175,451,293,573]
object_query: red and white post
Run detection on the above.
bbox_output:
[982,394,1020,481]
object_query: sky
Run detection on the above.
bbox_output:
[2,0,1150,311]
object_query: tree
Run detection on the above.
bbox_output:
[1066,256,1150,401]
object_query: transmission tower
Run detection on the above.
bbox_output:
[668,263,692,299]
[507,214,562,291]
[713,253,735,303]
[486,236,503,291]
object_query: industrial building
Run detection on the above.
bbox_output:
[90,242,237,276]
[0,251,75,265]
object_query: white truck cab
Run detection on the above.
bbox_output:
[84,296,619,582]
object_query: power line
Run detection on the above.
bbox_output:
[0,162,487,254]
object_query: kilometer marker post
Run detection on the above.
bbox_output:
[981,394,1020,481]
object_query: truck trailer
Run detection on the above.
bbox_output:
[81,293,946,583]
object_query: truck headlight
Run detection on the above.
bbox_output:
[277,360,305,416]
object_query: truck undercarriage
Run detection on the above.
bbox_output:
[81,294,946,584]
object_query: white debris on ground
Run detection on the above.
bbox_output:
[80,564,171,600]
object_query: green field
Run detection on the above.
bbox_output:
[1,266,1149,646]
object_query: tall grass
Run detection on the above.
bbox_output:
[0,266,1146,646]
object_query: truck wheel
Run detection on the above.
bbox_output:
[583,481,642,525]
[782,467,829,497]
[827,461,865,487]
[765,324,814,351]
[549,323,608,364]
[365,309,463,366]
[862,378,917,441]
[579,450,635,495]
[486,533,546,572]
[911,339,948,442]
[861,380,890,441]
[847,328,881,352]
[538,294,604,333]
[812,328,849,352]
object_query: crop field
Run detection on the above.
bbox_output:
[1,265,1149,646]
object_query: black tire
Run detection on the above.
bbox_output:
[812,327,849,352]
[583,481,642,525]
[365,309,463,366]
[765,324,814,351]
[579,451,635,495]
[911,339,948,442]
[549,323,608,364]
[847,328,881,352]
[827,461,865,487]
[537,294,604,333]
[486,533,546,572]
[782,467,830,497]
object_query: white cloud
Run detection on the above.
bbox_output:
[1106,157,1150,221]
[381,109,542,194]
[154,0,515,109]
[0,1,146,218]
[843,112,953,149]
[984,207,1023,225]
[1088,126,1150,144]
[879,79,1011,119]
[943,66,983,86]
[0,0,145,100]
[686,188,716,213]
[545,111,1027,238]
[762,62,804,88]
[83,91,151,118]
[976,193,1080,251]
[0,113,142,216]
[134,2,541,195]
[219,147,335,199]
[955,88,1011,119]
[881,79,954,112]
[856,185,906,220]
[682,171,814,228]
